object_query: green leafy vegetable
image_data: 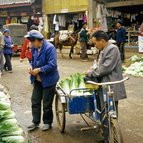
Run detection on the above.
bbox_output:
[0,110,16,120]
[59,73,92,96]
[0,101,11,110]
[0,86,25,142]
[0,136,25,143]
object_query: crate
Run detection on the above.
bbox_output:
[67,95,94,114]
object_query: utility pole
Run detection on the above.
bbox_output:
[88,0,93,29]
[88,0,97,29]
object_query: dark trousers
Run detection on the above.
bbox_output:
[97,88,118,140]
[4,54,12,71]
[0,52,4,72]
[32,80,56,125]
[117,43,125,62]
[80,42,87,59]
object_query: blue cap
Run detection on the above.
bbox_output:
[3,29,10,33]
[25,30,44,39]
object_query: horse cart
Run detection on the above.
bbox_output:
[55,75,128,143]
[3,24,27,54]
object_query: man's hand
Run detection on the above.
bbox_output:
[20,58,23,62]
[84,70,92,75]
[28,67,33,75]
[30,68,41,76]
[10,45,14,48]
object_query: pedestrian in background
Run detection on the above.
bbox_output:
[0,31,4,76]
[25,30,60,131]
[3,29,13,73]
[116,20,126,62]
[20,25,38,63]
[79,23,89,62]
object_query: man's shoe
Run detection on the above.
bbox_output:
[41,124,52,131]
[102,139,109,143]
[27,123,39,131]
[8,70,13,73]
[82,59,88,62]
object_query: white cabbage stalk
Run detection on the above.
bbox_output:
[1,136,25,143]
[124,61,143,77]
[0,101,11,110]
[129,55,142,62]
[0,110,16,120]
[0,88,25,142]
[59,73,92,96]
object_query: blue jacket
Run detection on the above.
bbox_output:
[31,40,60,88]
[116,27,126,44]
[3,36,13,55]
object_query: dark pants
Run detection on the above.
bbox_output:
[0,51,4,72]
[117,43,125,62]
[80,42,87,59]
[102,101,118,140]
[97,88,118,141]
[32,80,56,125]
[4,54,12,71]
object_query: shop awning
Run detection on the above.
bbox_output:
[105,0,143,8]
[0,0,35,9]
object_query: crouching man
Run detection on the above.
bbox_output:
[25,30,60,131]
[86,31,127,143]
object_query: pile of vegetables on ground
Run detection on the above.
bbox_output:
[123,55,143,77]
[59,73,93,96]
[0,85,25,143]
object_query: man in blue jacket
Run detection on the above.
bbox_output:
[25,30,60,131]
[116,20,126,62]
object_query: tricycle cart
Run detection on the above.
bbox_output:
[55,86,95,133]
[55,77,129,143]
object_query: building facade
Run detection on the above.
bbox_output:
[42,0,98,37]
[0,0,42,30]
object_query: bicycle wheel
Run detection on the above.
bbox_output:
[109,118,124,143]
[55,91,66,133]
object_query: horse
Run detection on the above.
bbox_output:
[54,30,79,59]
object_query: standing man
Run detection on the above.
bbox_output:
[0,31,4,76]
[25,30,60,131]
[79,23,89,62]
[3,29,13,73]
[116,20,126,62]
[86,31,127,143]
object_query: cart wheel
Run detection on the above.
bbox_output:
[109,118,124,143]
[55,91,66,133]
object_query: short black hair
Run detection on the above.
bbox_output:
[30,25,39,31]
[92,31,109,41]
[82,22,87,27]
[117,20,124,26]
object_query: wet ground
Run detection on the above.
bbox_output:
[0,49,143,143]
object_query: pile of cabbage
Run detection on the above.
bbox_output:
[123,55,143,77]
[59,73,92,96]
[0,85,25,143]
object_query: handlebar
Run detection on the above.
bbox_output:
[86,77,129,86]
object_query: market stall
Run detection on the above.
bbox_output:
[105,1,143,49]
[47,12,88,37]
